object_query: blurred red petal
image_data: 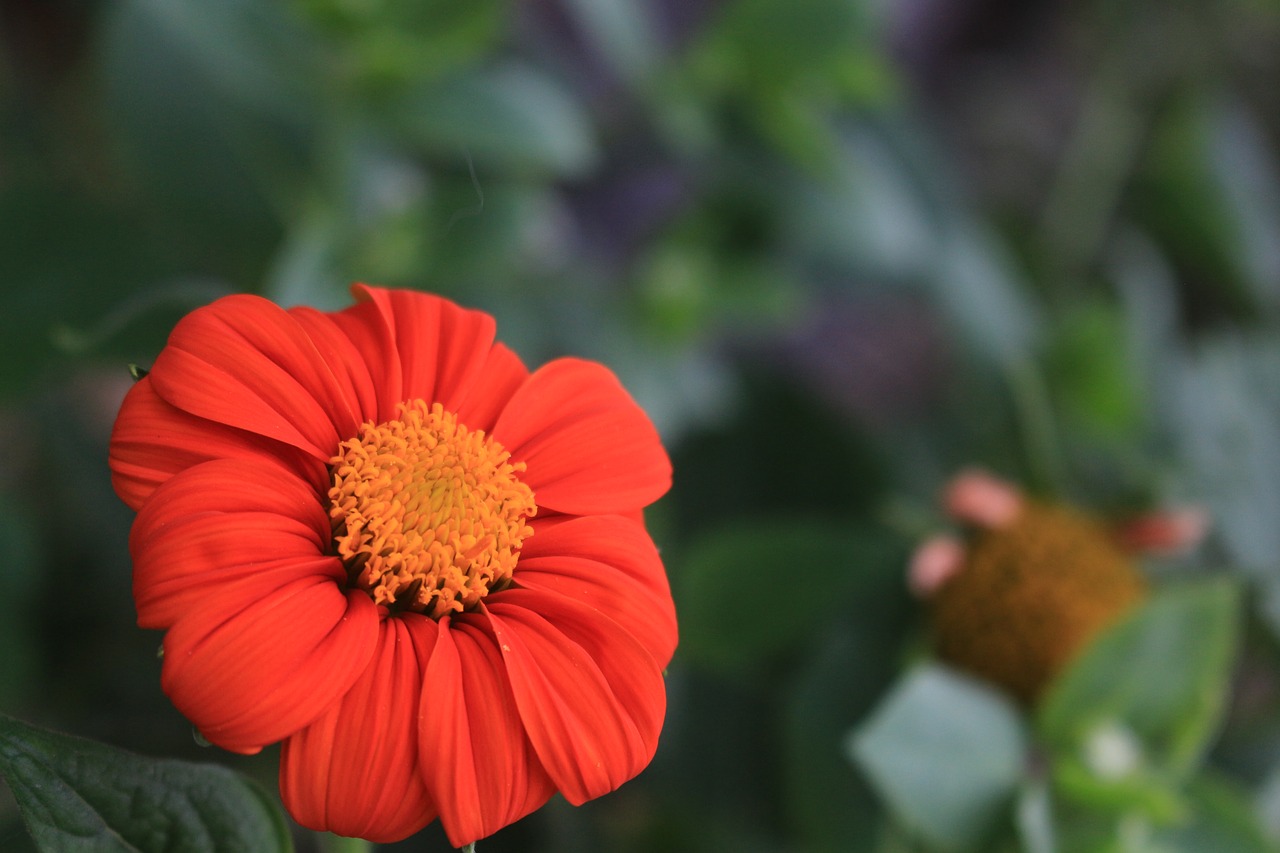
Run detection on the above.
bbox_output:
[281,615,438,844]
[419,616,555,848]
[907,534,966,597]
[485,590,666,805]
[160,576,379,754]
[493,358,671,515]
[1113,507,1210,555]
[516,515,677,666]
[943,468,1023,529]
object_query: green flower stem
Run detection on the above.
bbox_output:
[318,832,375,853]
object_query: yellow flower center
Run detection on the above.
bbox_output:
[328,400,536,619]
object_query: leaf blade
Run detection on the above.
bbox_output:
[848,664,1027,851]
[0,715,292,853]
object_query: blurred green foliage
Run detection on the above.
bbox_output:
[8,0,1280,850]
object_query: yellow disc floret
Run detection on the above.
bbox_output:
[328,400,536,619]
[930,503,1147,703]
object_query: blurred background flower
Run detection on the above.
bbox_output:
[912,468,1158,705]
[7,0,1280,850]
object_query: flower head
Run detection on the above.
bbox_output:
[909,469,1203,704]
[109,285,677,846]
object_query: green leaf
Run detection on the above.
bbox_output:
[0,714,292,853]
[101,0,321,118]
[1037,579,1240,776]
[699,0,873,89]
[782,585,914,852]
[1149,774,1276,853]
[1050,771,1276,853]
[848,665,1028,852]
[778,127,935,279]
[1045,300,1142,440]
[775,124,1040,365]
[1206,98,1280,312]
[393,64,599,177]
[1051,751,1187,824]
[1165,336,1280,642]
[674,520,902,676]
[300,0,508,86]
[560,0,660,84]
[931,220,1041,366]
[1133,90,1280,320]
[98,0,318,267]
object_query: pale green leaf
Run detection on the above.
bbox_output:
[849,665,1027,852]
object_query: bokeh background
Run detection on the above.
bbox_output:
[6,0,1280,850]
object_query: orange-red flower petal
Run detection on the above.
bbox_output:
[130,458,336,628]
[419,616,556,847]
[148,295,364,459]
[484,590,666,805]
[160,576,379,754]
[451,343,529,433]
[347,284,505,416]
[280,615,438,843]
[110,285,676,845]
[109,377,325,510]
[285,304,382,424]
[494,358,671,515]
[516,515,677,666]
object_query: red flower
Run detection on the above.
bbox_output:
[108,285,677,846]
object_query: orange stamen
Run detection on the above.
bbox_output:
[328,400,536,619]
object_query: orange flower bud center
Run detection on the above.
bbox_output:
[328,400,536,619]
[930,503,1147,703]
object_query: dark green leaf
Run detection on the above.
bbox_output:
[0,186,211,399]
[781,585,913,852]
[1132,92,1256,321]
[98,0,318,259]
[698,0,874,91]
[674,520,902,676]
[0,715,292,853]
